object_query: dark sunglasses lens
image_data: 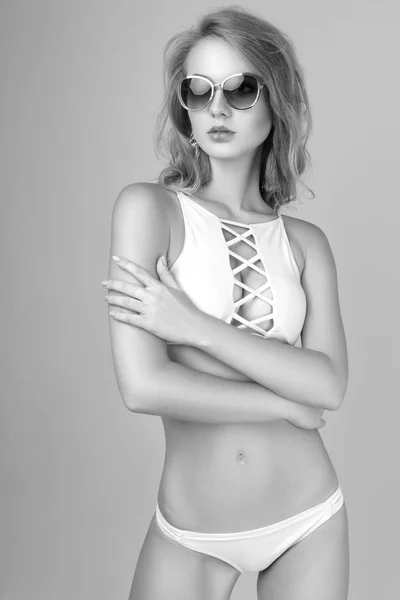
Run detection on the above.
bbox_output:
[180,78,212,110]
[224,74,259,108]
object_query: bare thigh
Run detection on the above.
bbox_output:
[256,503,349,600]
[128,513,241,600]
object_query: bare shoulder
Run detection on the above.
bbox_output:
[281,211,326,239]
[113,181,172,223]
[281,213,333,267]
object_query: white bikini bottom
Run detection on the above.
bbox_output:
[155,485,344,573]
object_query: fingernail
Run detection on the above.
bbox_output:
[101,280,108,287]
[112,255,121,262]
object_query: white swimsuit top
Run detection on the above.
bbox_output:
[167,191,307,346]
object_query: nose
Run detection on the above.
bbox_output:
[208,86,231,117]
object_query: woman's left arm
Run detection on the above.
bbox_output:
[192,222,349,411]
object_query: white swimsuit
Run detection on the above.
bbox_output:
[167,190,307,346]
[156,189,344,573]
[156,486,344,573]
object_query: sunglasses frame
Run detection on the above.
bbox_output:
[178,72,266,112]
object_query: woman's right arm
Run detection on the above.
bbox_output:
[106,183,324,429]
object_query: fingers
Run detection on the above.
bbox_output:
[105,294,143,313]
[112,255,157,288]
[108,311,142,326]
[102,279,146,300]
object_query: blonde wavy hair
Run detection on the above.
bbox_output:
[153,5,315,213]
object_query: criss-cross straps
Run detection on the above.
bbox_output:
[220,220,274,337]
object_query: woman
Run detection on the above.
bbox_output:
[103,6,349,600]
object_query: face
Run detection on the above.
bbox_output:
[183,37,273,159]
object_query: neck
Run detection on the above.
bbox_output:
[198,145,273,215]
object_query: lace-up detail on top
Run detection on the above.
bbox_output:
[219,219,275,337]
[168,191,307,347]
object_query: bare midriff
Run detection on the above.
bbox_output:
[157,344,339,534]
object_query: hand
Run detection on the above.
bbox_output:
[287,404,326,430]
[102,255,202,345]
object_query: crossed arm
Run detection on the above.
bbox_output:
[107,184,348,422]
[188,317,344,411]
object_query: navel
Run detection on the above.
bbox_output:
[237,450,249,465]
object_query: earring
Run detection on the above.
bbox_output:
[189,132,200,159]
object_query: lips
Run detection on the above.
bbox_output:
[208,126,234,133]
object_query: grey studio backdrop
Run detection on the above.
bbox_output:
[1,1,398,599]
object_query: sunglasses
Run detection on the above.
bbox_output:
[178,72,266,111]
